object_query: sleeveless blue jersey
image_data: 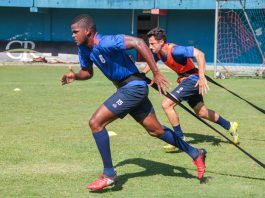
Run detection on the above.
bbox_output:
[78,33,140,82]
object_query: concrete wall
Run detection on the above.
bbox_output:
[34,0,154,9]
[0,7,215,62]
[0,0,264,63]
[155,0,264,9]
[0,8,134,41]
[1,0,263,9]
[165,10,215,62]
[0,0,33,7]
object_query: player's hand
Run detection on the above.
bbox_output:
[195,75,209,95]
[149,71,170,95]
[60,65,76,85]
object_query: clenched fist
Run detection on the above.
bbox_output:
[61,66,75,85]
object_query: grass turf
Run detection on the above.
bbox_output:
[0,65,264,197]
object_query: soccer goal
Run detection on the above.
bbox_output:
[214,0,265,78]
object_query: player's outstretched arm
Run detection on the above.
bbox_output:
[60,65,93,85]
[193,48,209,95]
[124,35,170,94]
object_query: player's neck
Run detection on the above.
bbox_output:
[87,32,97,48]
[160,43,168,56]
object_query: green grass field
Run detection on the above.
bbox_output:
[0,65,265,198]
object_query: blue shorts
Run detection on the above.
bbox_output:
[104,84,154,122]
[171,76,203,108]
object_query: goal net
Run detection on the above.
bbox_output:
[214,0,265,78]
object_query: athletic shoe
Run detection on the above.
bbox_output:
[163,136,186,152]
[193,149,207,180]
[229,121,239,144]
[87,174,117,191]
[182,136,186,141]
[163,144,177,152]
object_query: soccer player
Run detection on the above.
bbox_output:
[61,14,207,191]
[142,27,239,152]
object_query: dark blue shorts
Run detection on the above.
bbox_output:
[171,76,203,108]
[103,84,154,122]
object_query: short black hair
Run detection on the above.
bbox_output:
[147,27,167,42]
[72,14,96,32]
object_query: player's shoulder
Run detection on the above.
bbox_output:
[98,34,125,49]
[171,45,183,54]
[171,44,194,57]
[172,44,193,52]
[100,34,123,42]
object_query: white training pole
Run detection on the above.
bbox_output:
[131,9,134,35]
[214,0,219,78]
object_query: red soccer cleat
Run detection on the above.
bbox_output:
[193,149,207,180]
[87,174,117,191]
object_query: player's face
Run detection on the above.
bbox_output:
[148,36,164,53]
[71,23,90,46]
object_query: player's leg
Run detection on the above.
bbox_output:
[192,102,239,144]
[186,75,239,145]
[87,85,148,191]
[162,97,184,139]
[131,97,207,180]
[161,79,197,152]
[161,97,184,152]
[87,104,118,191]
[142,114,206,180]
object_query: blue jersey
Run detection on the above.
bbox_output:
[78,33,140,82]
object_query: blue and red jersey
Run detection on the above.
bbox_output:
[154,43,197,82]
[78,33,143,85]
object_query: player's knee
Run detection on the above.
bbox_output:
[162,101,173,111]
[148,131,160,137]
[147,129,163,137]
[88,117,101,132]
[88,117,95,129]
[197,108,208,118]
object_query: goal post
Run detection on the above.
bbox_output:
[214,0,265,78]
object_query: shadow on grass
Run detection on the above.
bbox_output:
[206,170,265,181]
[89,134,264,193]
[90,155,265,193]
[181,132,227,146]
[90,158,197,193]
